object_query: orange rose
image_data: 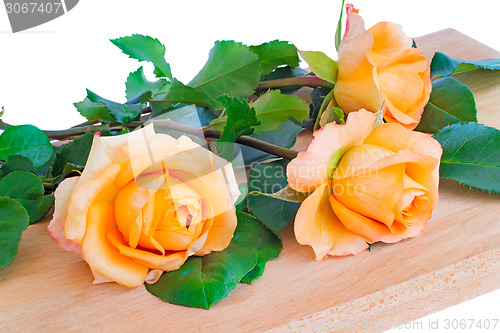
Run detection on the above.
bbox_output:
[287,110,442,260]
[333,4,431,130]
[48,124,239,287]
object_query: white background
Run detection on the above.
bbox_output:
[0,1,498,331]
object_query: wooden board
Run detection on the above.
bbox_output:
[1,29,499,332]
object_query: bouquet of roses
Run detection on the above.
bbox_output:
[0,2,498,309]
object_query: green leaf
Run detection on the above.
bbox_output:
[416,77,477,133]
[0,125,54,168]
[249,40,299,75]
[52,132,94,178]
[0,196,29,269]
[0,171,54,223]
[73,97,114,122]
[433,122,500,193]
[146,212,282,308]
[299,50,338,83]
[16,196,54,224]
[335,0,346,52]
[209,90,308,134]
[0,171,43,199]
[125,66,170,101]
[110,34,172,79]
[147,249,255,309]
[86,89,142,125]
[430,52,500,77]
[232,213,282,284]
[217,96,260,143]
[151,79,217,115]
[188,41,262,100]
[0,155,36,176]
[247,160,300,235]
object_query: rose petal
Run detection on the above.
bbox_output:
[378,48,431,129]
[287,110,376,193]
[194,209,236,256]
[81,203,149,288]
[91,268,115,285]
[47,176,81,254]
[77,125,156,192]
[368,21,413,68]
[115,133,178,189]
[154,229,197,251]
[334,148,438,229]
[394,174,432,226]
[334,10,384,113]
[167,169,237,255]
[333,159,406,228]
[339,10,374,78]
[145,269,163,284]
[363,123,442,207]
[330,195,427,244]
[107,228,188,271]
[65,163,122,244]
[332,144,394,179]
[116,134,241,206]
[294,182,369,260]
[114,179,152,247]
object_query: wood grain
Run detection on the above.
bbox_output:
[1,29,499,332]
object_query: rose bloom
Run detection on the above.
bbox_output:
[287,110,442,260]
[48,124,240,287]
[334,4,431,130]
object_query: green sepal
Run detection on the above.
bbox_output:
[335,0,347,52]
[299,50,338,83]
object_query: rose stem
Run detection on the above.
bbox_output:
[257,75,333,90]
[0,118,299,160]
[0,74,325,159]
[134,120,299,160]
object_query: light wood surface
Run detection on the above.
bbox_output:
[1,29,499,333]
